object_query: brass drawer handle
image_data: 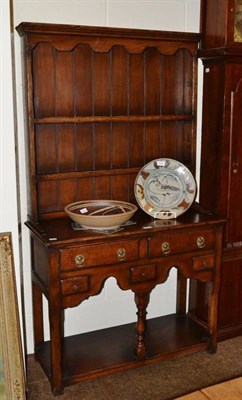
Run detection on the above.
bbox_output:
[161,242,170,255]
[197,236,205,248]
[117,248,126,261]
[75,254,85,267]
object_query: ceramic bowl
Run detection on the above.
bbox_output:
[64,200,138,230]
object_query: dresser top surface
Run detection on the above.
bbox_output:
[26,204,225,248]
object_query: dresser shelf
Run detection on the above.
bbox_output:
[33,114,194,124]
[36,314,209,386]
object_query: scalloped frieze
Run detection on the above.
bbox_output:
[29,38,197,56]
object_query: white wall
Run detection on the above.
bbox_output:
[12,0,201,354]
[0,0,25,353]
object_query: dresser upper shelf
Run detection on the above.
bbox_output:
[17,22,200,221]
[33,114,194,124]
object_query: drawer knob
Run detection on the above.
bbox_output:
[73,284,80,291]
[75,254,85,267]
[197,236,205,248]
[161,242,170,255]
[117,248,126,261]
[232,162,239,174]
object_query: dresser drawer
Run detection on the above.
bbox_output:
[61,275,89,296]
[193,254,215,271]
[130,265,156,284]
[60,240,139,271]
[149,229,215,257]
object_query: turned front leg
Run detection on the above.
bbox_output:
[134,292,150,360]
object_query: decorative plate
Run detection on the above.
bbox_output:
[134,158,196,219]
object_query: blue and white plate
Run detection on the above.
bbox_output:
[134,158,196,219]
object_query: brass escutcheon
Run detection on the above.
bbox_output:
[117,248,126,260]
[161,242,170,255]
[75,254,85,267]
[197,236,205,248]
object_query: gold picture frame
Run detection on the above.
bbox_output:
[0,233,26,400]
[235,0,242,42]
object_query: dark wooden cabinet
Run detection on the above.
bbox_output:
[200,0,242,52]
[199,59,242,246]
[189,1,242,339]
[16,22,225,395]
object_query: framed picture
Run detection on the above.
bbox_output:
[235,0,242,42]
[0,232,26,400]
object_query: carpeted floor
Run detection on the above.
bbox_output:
[26,336,242,400]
